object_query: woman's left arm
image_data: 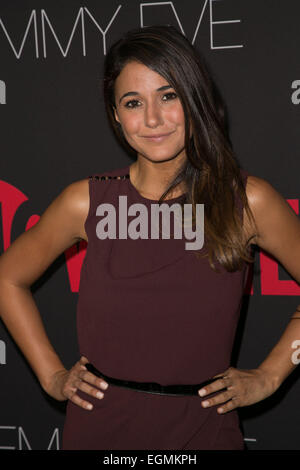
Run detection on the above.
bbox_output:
[198,176,300,413]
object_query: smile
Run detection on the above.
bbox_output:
[141,131,174,142]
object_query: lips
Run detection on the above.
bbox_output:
[141,131,174,141]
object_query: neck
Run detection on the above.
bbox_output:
[130,155,187,200]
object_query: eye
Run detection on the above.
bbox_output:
[123,92,178,109]
[162,92,178,102]
[124,99,141,109]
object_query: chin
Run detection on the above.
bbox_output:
[139,148,184,162]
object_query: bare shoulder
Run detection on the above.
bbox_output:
[241,175,261,246]
[61,178,90,243]
[242,175,276,245]
[244,174,274,201]
[243,174,300,284]
[243,174,297,247]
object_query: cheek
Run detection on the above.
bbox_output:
[119,113,140,136]
[166,106,185,128]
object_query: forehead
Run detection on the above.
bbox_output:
[114,61,169,94]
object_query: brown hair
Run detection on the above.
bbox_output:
[103,25,256,273]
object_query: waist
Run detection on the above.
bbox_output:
[85,363,221,396]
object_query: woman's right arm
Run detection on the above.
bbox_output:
[0,179,108,409]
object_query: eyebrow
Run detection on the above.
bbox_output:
[118,85,172,104]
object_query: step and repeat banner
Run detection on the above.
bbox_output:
[0,0,299,450]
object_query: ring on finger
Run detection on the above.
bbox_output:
[222,375,230,389]
[74,378,83,388]
[231,395,239,401]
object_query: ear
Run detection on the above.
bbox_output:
[113,106,120,124]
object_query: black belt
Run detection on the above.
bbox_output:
[86,363,222,396]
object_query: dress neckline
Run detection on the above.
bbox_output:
[125,165,186,204]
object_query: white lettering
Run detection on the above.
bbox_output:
[210,0,243,49]
[128,203,149,240]
[0,3,244,59]
[0,80,6,104]
[18,426,31,450]
[191,0,209,44]
[96,203,117,239]
[183,203,204,250]
[148,454,197,464]
[0,426,16,450]
[47,428,60,450]
[291,80,300,105]
[140,2,185,35]
[150,203,182,240]
[0,340,6,364]
[291,340,300,365]
[94,196,204,250]
[0,10,39,58]
[41,8,85,58]
[103,454,138,466]
[140,0,243,49]
[0,425,60,450]
[84,5,122,55]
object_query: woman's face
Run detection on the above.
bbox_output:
[113,61,186,164]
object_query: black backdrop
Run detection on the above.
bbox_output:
[0,0,299,450]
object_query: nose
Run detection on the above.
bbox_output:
[144,100,163,128]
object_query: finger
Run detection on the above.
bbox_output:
[201,389,233,408]
[198,376,229,397]
[69,359,108,391]
[68,391,94,411]
[79,356,89,366]
[217,396,239,414]
[212,367,233,380]
[76,379,105,400]
[212,372,226,379]
[78,370,109,391]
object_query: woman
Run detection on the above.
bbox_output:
[0,25,299,450]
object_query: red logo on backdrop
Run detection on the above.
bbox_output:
[259,199,300,295]
[0,180,86,293]
[0,180,299,295]
[244,199,300,295]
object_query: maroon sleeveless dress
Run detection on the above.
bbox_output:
[62,164,250,450]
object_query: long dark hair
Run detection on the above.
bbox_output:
[103,25,256,272]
